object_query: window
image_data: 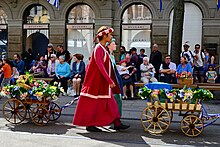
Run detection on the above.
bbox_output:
[67,4,95,65]
[122,4,152,56]
[168,3,202,53]
[0,7,7,59]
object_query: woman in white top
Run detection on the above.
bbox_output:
[117,60,134,99]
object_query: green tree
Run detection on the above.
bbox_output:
[171,0,184,64]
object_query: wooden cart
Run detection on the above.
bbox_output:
[2,97,61,126]
[140,98,203,137]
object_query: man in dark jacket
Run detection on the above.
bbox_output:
[150,44,162,80]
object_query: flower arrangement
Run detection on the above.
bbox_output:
[176,72,193,86]
[176,72,188,80]
[138,86,214,103]
[0,73,64,101]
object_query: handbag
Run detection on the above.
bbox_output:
[33,71,45,77]
[122,74,130,80]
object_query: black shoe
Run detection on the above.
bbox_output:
[114,123,130,130]
[86,126,102,132]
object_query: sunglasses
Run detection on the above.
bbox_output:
[166,58,171,60]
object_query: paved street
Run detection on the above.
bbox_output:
[0,93,220,147]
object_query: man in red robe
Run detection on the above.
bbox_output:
[73,26,130,132]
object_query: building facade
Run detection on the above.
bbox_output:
[0,0,220,65]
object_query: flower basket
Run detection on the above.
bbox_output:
[177,78,193,86]
[138,86,214,103]
[0,72,64,101]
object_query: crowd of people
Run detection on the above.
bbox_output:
[0,25,219,133]
[117,41,217,90]
[0,44,86,97]
[0,40,217,97]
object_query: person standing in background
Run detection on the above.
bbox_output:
[193,44,205,83]
[0,59,12,88]
[137,49,147,81]
[181,41,195,67]
[21,48,34,71]
[150,44,162,80]
[56,45,73,65]
[44,43,56,63]
[119,46,126,61]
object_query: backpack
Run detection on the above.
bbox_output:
[182,50,194,62]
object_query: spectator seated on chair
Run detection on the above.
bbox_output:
[31,55,47,78]
[159,55,177,84]
[140,57,157,84]
[51,55,71,94]
[47,54,59,78]
[70,54,85,97]
[117,60,134,99]
[176,56,193,79]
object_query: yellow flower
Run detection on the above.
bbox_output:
[35,92,43,96]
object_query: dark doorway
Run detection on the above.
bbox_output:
[27,32,49,58]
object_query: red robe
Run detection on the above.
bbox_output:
[73,43,121,126]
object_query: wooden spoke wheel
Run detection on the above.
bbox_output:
[2,98,27,124]
[181,114,204,137]
[25,103,39,119]
[184,111,202,119]
[48,102,61,121]
[140,104,171,134]
[31,106,50,126]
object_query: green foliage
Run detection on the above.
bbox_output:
[138,86,214,103]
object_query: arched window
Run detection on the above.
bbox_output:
[67,4,95,64]
[0,6,8,59]
[25,5,50,24]
[168,3,203,53]
[122,4,152,56]
[23,5,50,57]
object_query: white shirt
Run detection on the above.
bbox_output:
[159,62,176,77]
[117,65,129,75]
[194,51,205,67]
[180,50,195,63]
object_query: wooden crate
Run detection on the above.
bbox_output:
[147,99,201,112]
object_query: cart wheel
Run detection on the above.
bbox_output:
[31,106,50,126]
[184,111,202,119]
[180,114,204,137]
[25,104,39,119]
[48,102,61,121]
[2,98,27,124]
[140,104,171,134]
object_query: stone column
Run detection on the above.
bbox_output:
[7,19,23,59]
[49,19,66,49]
[152,18,170,57]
